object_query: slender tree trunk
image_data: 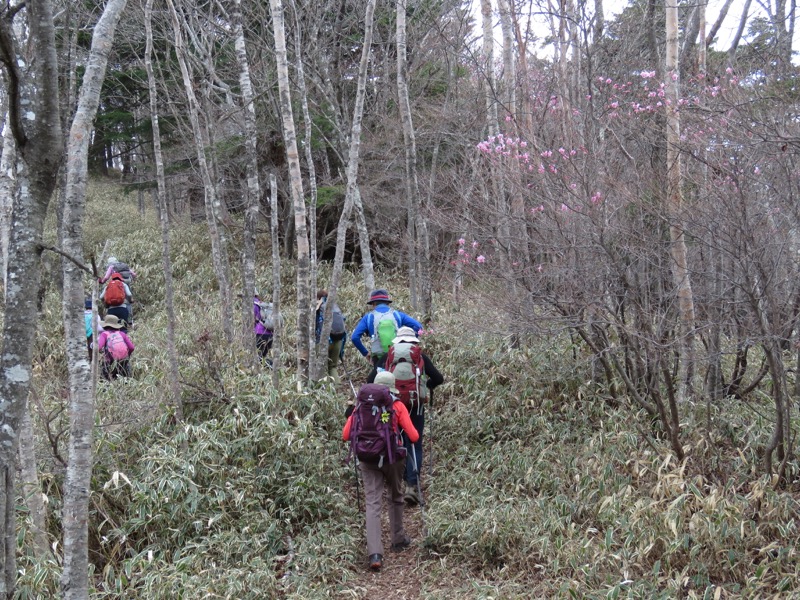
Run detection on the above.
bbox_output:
[666,0,696,404]
[0,0,64,594]
[232,0,262,356]
[167,0,234,342]
[270,174,283,387]
[145,0,183,421]
[315,0,378,380]
[269,0,312,383]
[59,3,127,598]
[289,0,322,360]
[396,0,422,313]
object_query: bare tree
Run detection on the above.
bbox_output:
[59,2,128,597]
[166,0,234,342]
[666,0,696,409]
[145,0,183,421]
[0,0,64,594]
[231,0,262,354]
[269,0,312,382]
[315,0,378,380]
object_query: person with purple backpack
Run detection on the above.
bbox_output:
[342,371,419,572]
[253,291,276,365]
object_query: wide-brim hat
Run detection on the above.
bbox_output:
[102,314,124,329]
[374,370,400,394]
[392,326,419,345]
[367,289,392,304]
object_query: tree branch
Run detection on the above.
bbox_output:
[37,244,95,276]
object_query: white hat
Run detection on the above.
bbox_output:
[391,326,419,345]
[108,256,118,265]
[374,370,399,394]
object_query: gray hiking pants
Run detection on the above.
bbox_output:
[359,457,407,556]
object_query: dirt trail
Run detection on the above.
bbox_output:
[345,498,428,600]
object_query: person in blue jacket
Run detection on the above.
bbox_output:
[351,288,422,377]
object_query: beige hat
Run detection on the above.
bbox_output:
[374,370,399,394]
[101,314,125,329]
[391,326,419,345]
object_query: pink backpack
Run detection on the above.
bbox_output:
[105,331,130,361]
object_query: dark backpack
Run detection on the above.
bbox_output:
[104,275,126,307]
[112,261,133,286]
[385,342,428,411]
[330,304,346,336]
[349,383,403,467]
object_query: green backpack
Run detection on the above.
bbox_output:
[370,309,398,356]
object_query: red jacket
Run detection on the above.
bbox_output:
[342,399,419,443]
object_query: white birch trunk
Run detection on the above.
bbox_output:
[59,3,127,598]
[396,0,419,311]
[288,0,321,356]
[269,0,312,383]
[145,0,183,421]
[0,0,64,593]
[232,0,262,355]
[270,174,282,388]
[666,0,696,401]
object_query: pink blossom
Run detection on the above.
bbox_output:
[569,183,577,189]
[725,67,733,74]
[605,78,612,84]
[505,115,512,122]
[591,192,602,204]
[458,248,465,255]
[754,166,761,175]
[520,141,527,148]
[561,203,569,212]
[472,241,479,248]
[537,264,543,272]
[458,238,465,245]
[476,255,486,264]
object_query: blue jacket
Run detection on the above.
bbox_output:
[350,304,422,357]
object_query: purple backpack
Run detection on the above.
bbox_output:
[349,383,403,467]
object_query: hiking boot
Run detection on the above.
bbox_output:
[404,483,420,505]
[391,537,412,552]
[368,553,382,571]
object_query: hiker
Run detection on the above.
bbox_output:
[350,289,422,378]
[84,298,102,360]
[342,371,418,572]
[98,256,136,285]
[254,291,276,364]
[315,289,347,381]
[99,257,136,324]
[100,272,132,330]
[382,326,444,505]
[97,314,135,380]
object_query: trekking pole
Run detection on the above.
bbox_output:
[410,444,426,537]
[341,357,358,399]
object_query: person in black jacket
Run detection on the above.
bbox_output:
[369,326,444,505]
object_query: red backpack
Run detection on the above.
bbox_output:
[385,342,427,411]
[104,274,126,306]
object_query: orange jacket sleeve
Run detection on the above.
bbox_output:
[342,414,353,441]
[393,401,419,442]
